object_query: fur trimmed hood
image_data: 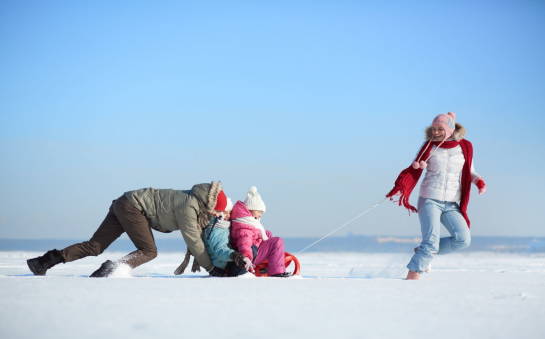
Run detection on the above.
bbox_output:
[425,123,466,141]
[190,181,223,213]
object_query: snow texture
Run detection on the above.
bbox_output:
[1,251,544,339]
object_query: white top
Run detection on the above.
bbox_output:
[419,145,481,202]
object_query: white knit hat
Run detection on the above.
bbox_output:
[225,197,233,212]
[244,186,266,212]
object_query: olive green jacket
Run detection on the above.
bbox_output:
[124,181,222,271]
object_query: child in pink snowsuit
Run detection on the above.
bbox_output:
[230,186,288,277]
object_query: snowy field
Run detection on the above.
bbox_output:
[1,251,544,339]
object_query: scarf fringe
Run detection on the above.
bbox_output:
[191,258,201,272]
[174,250,191,275]
[386,167,421,213]
[174,250,203,275]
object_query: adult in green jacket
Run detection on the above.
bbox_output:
[27,181,228,277]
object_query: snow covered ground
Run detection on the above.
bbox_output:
[1,251,544,339]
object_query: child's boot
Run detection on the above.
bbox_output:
[27,249,65,276]
[271,272,292,278]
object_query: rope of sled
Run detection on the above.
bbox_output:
[173,197,388,276]
[296,197,388,254]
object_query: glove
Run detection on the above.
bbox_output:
[475,179,487,195]
[208,267,226,277]
[242,257,254,272]
[231,251,254,272]
[231,251,245,267]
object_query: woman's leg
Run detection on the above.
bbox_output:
[254,237,285,275]
[407,198,443,273]
[27,199,125,275]
[112,196,157,268]
[61,201,124,262]
[438,202,471,254]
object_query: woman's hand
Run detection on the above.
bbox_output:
[475,179,487,195]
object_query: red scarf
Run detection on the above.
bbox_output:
[386,139,474,228]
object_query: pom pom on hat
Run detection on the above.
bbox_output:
[244,186,266,212]
[412,160,428,169]
[214,190,227,211]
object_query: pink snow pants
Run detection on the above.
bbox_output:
[253,237,285,275]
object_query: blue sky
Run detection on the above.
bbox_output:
[1,0,544,239]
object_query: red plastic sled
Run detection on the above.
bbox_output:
[253,252,301,277]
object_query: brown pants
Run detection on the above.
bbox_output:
[61,196,158,268]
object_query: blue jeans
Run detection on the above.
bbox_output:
[407,197,471,273]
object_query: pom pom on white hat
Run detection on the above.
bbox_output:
[244,186,266,212]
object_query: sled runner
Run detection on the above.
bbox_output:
[253,252,301,277]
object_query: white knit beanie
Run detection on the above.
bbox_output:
[244,186,266,212]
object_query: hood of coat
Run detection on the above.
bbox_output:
[230,201,252,220]
[190,181,223,213]
[426,122,466,141]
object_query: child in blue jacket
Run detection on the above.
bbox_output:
[203,197,251,276]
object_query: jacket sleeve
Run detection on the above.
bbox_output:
[232,226,256,261]
[175,202,213,271]
[470,162,482,183]
[207,229,235,266]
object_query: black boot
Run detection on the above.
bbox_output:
[208,266,227,277]
[89,260,118,278]
[270,272,292,278]
[27,249,64,276]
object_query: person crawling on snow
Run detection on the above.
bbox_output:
[27,181,230,278]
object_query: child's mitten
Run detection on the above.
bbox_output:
[232,251,255,272]
[242,257,254,272]
[231,251,246,267]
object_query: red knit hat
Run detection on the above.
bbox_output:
[214,190,227,211]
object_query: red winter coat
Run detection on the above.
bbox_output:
[230,201,272,260]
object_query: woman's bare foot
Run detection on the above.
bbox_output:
[405,271,421,280]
